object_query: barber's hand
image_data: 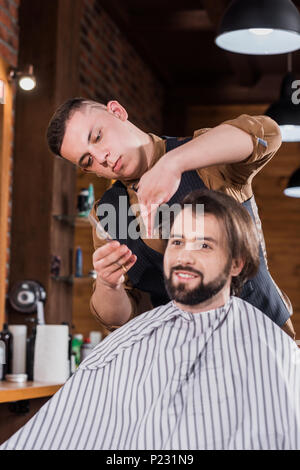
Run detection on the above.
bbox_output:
[93,241,137,289]
[137,157,182,237]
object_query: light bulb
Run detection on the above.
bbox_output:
[249,28,273,35]
[18,76,36,91]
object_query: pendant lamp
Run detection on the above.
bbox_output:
[284,167,300,197]
[215,0,300,55]
[265,54,300,142]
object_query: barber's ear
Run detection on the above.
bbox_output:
[230,258,244,277]
[107,100,128,121]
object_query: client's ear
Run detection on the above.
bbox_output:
[230,258,244,277]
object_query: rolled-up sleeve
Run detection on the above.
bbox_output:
[221,114,282,186]
[89,276,142,333]
[193,115,282,203]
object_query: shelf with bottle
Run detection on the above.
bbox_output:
[53,182,95,228]
[0,324,63,402]
[0,323,13,381]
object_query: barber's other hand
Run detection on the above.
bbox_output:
[93,241,137,289]
[137,157,182,237]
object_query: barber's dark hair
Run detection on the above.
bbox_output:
[46,97,90,157]
[177,189,260,296]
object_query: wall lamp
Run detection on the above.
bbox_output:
[9,64,36,91]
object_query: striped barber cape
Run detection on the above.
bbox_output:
[1,297,300,450]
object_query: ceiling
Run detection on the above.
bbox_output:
[100,0,300,106]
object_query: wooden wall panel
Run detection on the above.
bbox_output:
[186,105,300,339]
[0,59,13,327]
[252,142,300,337]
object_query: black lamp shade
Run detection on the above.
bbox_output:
[284,167,300,197]
[265,73,300,142]
[216,0,300,55]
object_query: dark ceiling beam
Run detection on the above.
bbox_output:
[130,9,212,32]
[126,0,206,10]
[169,73,283,105]
[202,0,262,87]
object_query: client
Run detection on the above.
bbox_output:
[1,189,299,450]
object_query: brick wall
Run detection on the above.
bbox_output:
[0,0,19,67]
[79,0,164,134]
[0,0,19,293]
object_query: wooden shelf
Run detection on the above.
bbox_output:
[51,275,96,284]
[0,381,64,403]
[52,214,91,228]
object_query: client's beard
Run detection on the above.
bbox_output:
[164,257,232,306]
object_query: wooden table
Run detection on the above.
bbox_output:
[0,381,63,403]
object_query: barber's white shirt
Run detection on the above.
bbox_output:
[1,297,300,450]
